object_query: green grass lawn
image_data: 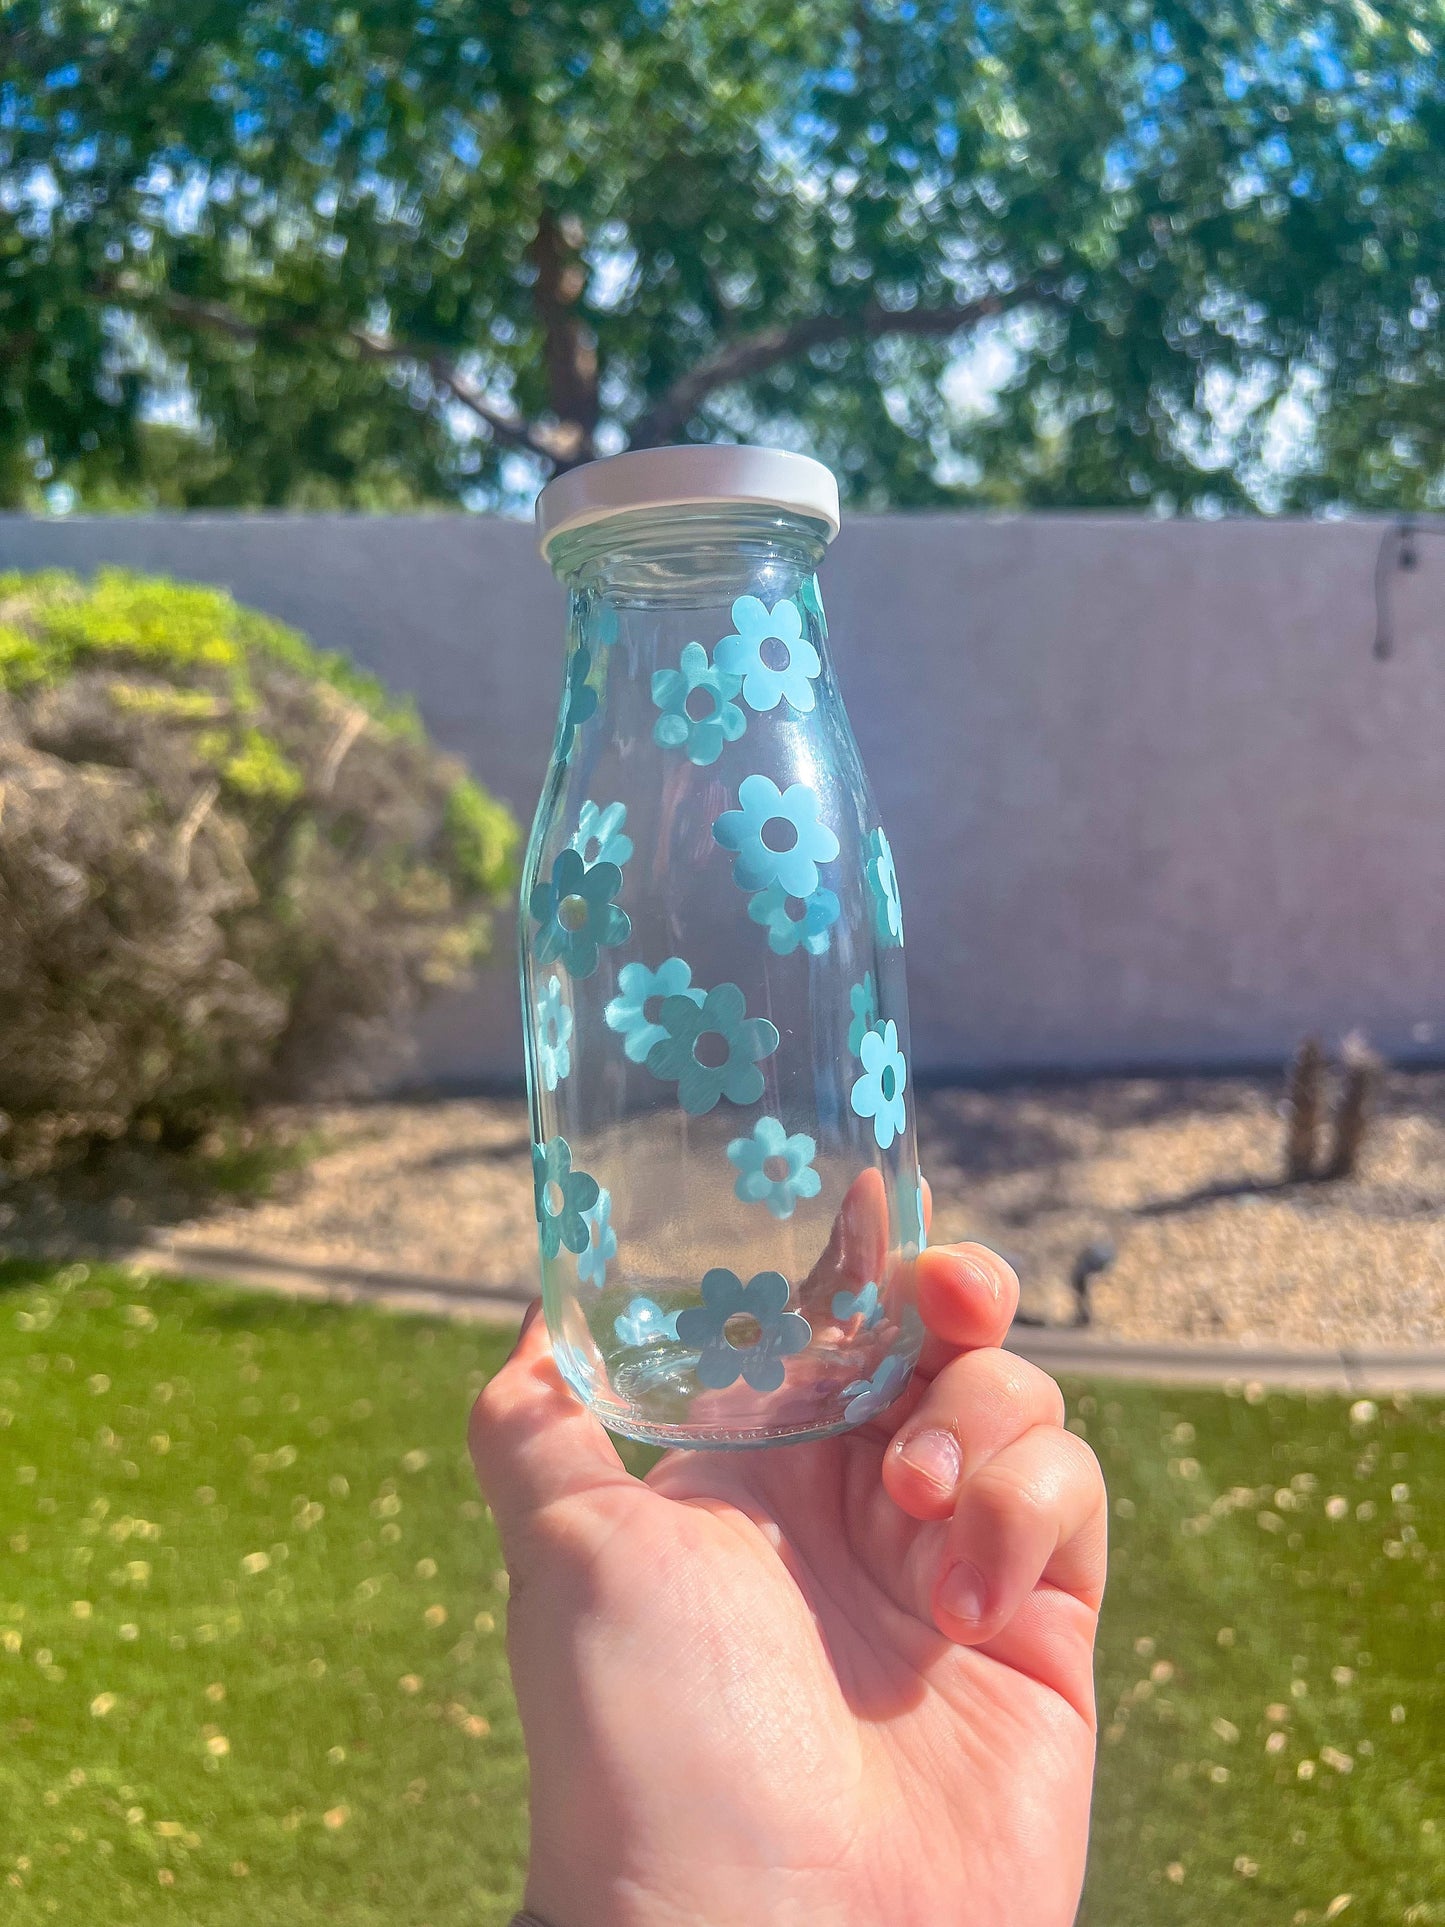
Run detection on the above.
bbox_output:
[0,1262,1440,1925]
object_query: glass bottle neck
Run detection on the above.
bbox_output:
[546,503,832,609]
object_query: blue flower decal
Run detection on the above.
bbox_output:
[866,827,904,947]
[529,846,631,980]
[747,882,840,958]
[532,1135,600,1260]
[645,981,779,1114]
[712,775,839,899]
[591,603,620,650]
[560,646,599,759]
[850,1018,908,1150]
[848,972,878,1055]
[604,957,705,1063]
[676,1269,812,1393]
[571,799,633,871]
[535,973,573,1092]
[714,594,821,714]
[614,1296,681,1348]
[727,1116,822,1220]
[901,1170,927,1253]
[577,1186,617,1289]
[842,1351,913,1425]
[651,641,747,766]
[831,1280,885,1329]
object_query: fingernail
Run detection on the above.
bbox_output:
[963,1259,1000,1302]
[896,1429,961,1492]
[939,1560,989,1624]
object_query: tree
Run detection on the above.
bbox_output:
[2,1,1443,513]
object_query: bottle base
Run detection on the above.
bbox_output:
[604,1408,864,1451]
[553,1340,906,1451]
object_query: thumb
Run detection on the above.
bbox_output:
[468,1301,633,1558]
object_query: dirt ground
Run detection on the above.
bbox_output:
[9,1070,1442,1350]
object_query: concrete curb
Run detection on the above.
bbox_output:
[1001,1327,1445,1394]
[132,1237,1445,1393]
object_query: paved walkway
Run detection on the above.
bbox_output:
[136,1235,1445,1394]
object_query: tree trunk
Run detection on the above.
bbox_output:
[528,208,599,469]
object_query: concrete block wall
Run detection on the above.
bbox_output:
[3,510,1440,1082]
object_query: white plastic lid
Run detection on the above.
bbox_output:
[535,444,841,557]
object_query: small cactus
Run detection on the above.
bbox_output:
[1283,1032,1382,1184]
[1324,1032,1381,1180]
[1284,1036,1326,1181]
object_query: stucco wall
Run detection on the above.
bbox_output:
[2,510,1439,1081]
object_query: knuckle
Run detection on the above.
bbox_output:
[1062,1428,1108,1501]
[524,1492,611,1574]
[1018,1362,1068,1427]
[970,1350,1065,1427]
[469,1379,501,1436]
[958,1346,1016,1395]
[971,1460,1051,1535]
[467,1372,515,1455]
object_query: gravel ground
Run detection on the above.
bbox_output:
[916,1074,1445,1347]
[12,1070,1442,1350]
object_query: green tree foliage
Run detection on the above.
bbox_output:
[1,2,1442,512]
[0,569,518,1166]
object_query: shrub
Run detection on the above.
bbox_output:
[0,568,518,1169]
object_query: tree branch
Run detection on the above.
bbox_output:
[630,286,1043,448]
[99,278,575,465]
[100,274,1049,479]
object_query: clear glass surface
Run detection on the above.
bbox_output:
[519,503,924,1447]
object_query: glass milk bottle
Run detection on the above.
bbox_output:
[520,446,924,1447]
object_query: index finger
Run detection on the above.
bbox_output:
[911,1242,1020,1381]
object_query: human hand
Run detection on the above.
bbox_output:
[470,1226,1106,1927]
